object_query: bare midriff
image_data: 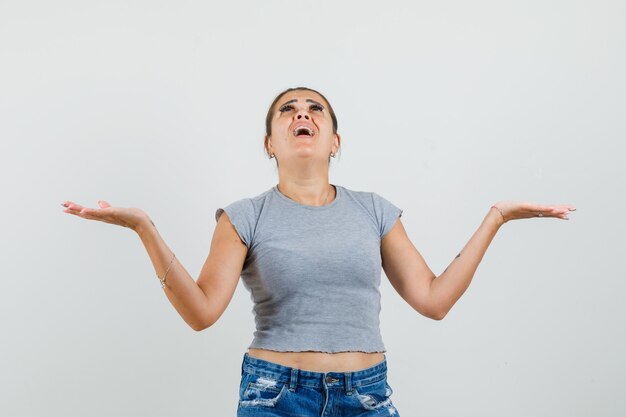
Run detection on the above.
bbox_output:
[247,348,385,373]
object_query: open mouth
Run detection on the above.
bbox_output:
[292,126,315,138]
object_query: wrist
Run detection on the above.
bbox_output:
[490,205,506,227]
[134,217,156,236]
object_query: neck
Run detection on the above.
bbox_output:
[276,179,335,206]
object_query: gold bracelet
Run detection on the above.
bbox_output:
[158,252,176,289]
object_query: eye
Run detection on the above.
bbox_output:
[310,104,324,111]
[278,105,293,112]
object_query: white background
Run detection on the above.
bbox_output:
[1,0,624,416]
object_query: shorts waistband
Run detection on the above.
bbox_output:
[241,352,388,391]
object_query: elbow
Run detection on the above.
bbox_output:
[192,322,210,332]
[192,324,206,332]
[412,299,447,321]
[428,304,448,321]
[430,310,447,321]
[417,305,447,321]
[191,316,215,332]
[427,293,448,320]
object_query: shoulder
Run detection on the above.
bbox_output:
[338,184,375,207]
[214,187,274,249]
[339,185,398,211]
[340,185,403,240]
[215,187,272,223]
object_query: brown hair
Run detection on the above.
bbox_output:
[263,87,339,161]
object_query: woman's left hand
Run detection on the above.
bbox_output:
[492,201,577,224]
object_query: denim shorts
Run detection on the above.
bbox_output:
[237,352,400,416]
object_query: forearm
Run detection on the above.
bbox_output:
[135,219,211,331]
[429,207,504,318]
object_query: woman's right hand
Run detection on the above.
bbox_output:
[61,200,151,232]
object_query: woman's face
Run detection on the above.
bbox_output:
[266,90,339,162]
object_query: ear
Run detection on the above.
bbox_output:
[333,133,341,153]
[264,135,272,154]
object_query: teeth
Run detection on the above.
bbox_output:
[293,126,314,136]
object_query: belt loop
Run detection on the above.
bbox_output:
[289,368,299,392]
[345,372,353,395]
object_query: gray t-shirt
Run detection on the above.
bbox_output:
[215,184,403,353]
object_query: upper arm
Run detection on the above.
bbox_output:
[196,211,248,329]
[381,218,440,320]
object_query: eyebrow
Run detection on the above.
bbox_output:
[278,98,325,109]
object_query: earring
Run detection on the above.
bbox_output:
[270,153,275,159]
[330,152,335,157]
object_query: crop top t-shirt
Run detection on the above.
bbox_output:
[214,184,403,353]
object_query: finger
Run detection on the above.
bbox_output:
[548,206,576,217]
[552,204,576,212]
[539,205,568,216]
[64,206,84,216]
[97,200,112,208]
[530,204,550,214]
[63,203,95,218]
[79,206,99,215]
[63,203,84,214]
[68,202,84,210]
[75,206,102,220]
[551,209,571,220]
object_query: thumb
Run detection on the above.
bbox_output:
[97,200,112,208]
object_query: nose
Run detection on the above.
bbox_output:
[295,111,311,121]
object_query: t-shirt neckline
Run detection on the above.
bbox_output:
[272,184,341,210]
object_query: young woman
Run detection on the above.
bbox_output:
[62,86,576,416]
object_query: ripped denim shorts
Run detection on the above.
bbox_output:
[237,352,400,416]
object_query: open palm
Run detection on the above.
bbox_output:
[493,201,576,223]
[61,200,150,231]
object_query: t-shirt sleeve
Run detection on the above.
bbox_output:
[215,198,255,249]
[371,192,403,240]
